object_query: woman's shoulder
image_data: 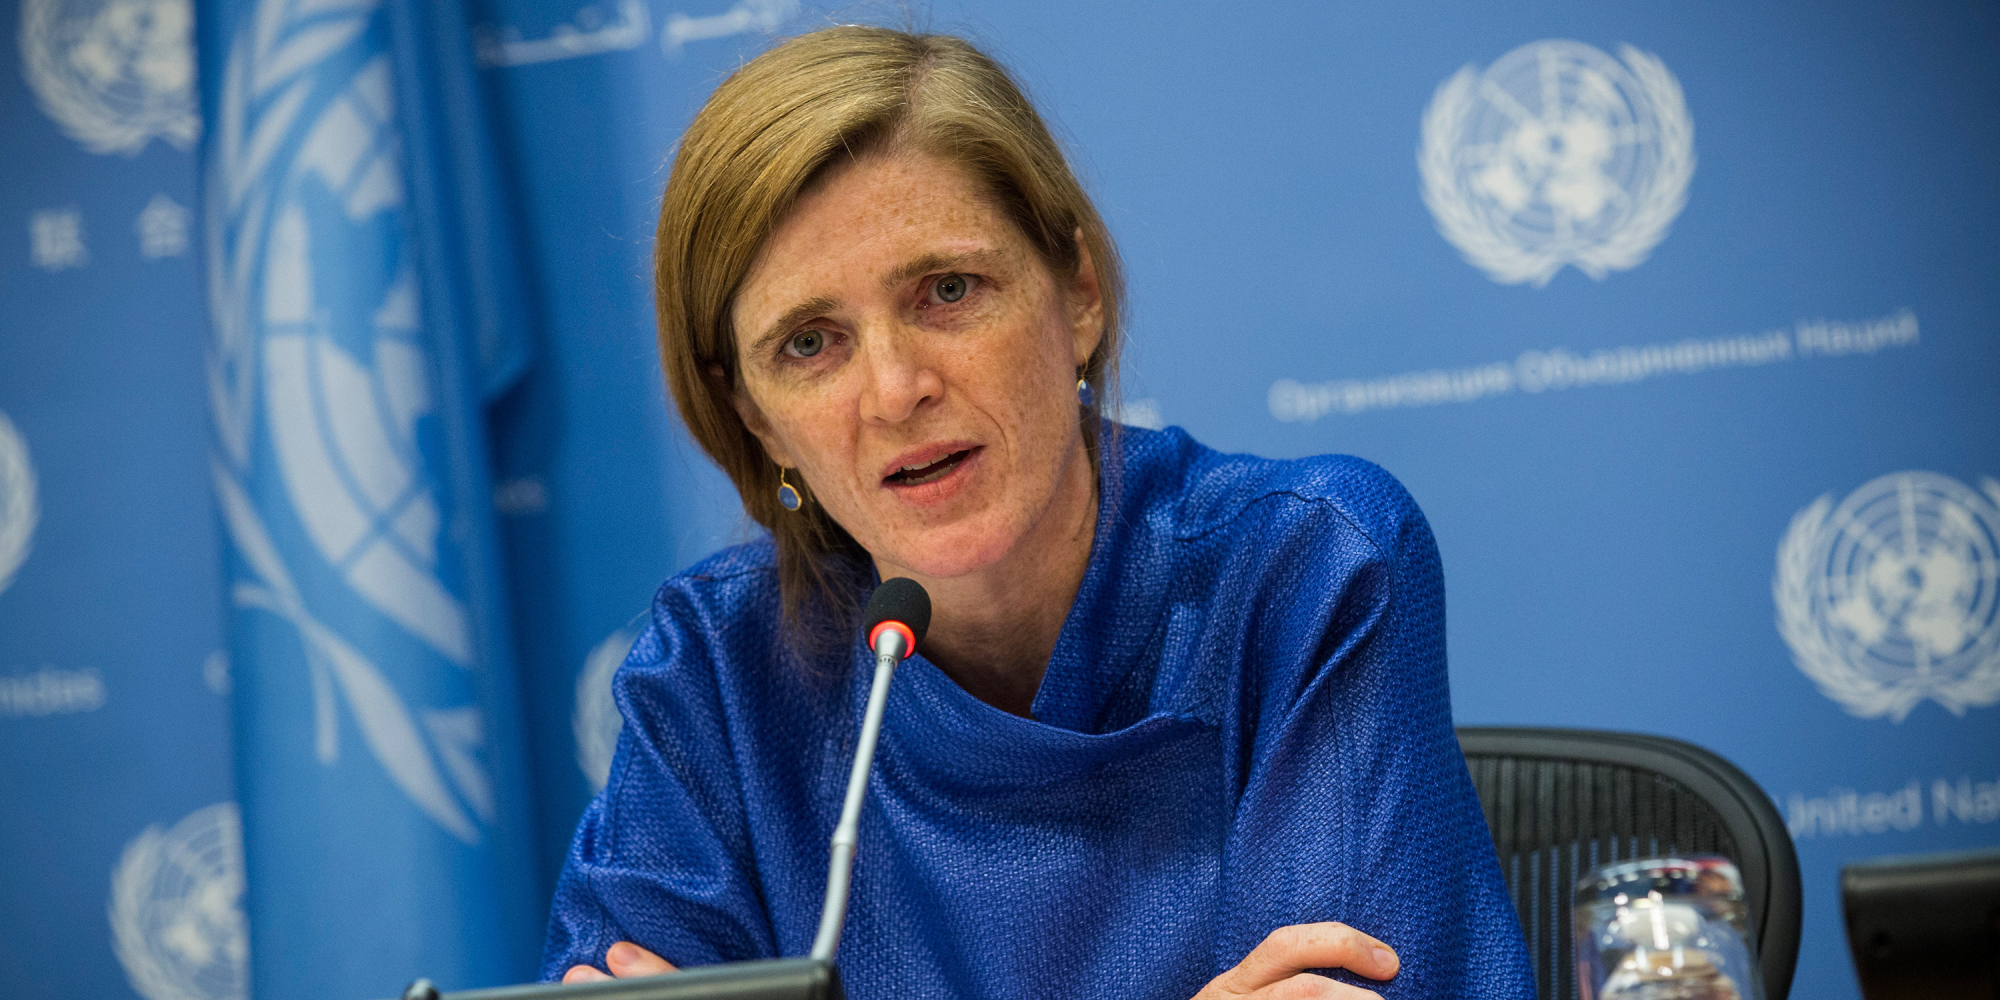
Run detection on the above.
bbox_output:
[654,536,778,602]
[1117,423,1424,555]
[614,537,833,741]
[629,537,783,664]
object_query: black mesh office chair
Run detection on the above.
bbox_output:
[1457,727,1802,1000]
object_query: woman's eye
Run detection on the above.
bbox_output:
[785,328,825,358]
[931,273,969,304]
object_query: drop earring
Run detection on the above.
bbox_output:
[777,468,802,511]
[1076,369,1093,407]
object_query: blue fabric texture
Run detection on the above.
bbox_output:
[543,425,1535,999]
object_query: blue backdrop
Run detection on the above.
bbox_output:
[2,1,1996,998]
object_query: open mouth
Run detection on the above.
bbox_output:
[884,449,972,487]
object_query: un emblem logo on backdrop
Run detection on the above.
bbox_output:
[1420,40,1694,287]
[206,0,496,843]
[19,0,199,154]
[109,802,248,1000]
[1776,472,2000,722]
[0,412,36,597]
[574,618,644,792]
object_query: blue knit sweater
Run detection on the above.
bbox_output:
[543,425,1534,999]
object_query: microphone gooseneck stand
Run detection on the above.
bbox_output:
[391,579,932,1000]
[810,624,904,962]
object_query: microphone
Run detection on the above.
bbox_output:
[862,577,932,663]
[810,578,930,962]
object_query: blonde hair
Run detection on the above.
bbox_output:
[655,25,1124,644]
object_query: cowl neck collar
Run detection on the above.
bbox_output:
[866,425,1193,738]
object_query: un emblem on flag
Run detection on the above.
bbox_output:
[206,0,497,844]
[1776,472,2000,722]
[19,0,199,154]
[109,803,248,1000]
[574,618,645,791]
[0,412,36,597]
[1419,40,1694,287]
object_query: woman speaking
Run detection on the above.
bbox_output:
[544,25,1533,1000]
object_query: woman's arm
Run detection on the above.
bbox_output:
[1215,477,1534,999]
[541,597,778,980]
[567,924,1403,996]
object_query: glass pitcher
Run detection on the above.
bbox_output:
[1573,855,1763,1000]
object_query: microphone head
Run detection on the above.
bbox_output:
[863,577,931,648]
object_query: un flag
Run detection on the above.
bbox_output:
[201,0,540,995]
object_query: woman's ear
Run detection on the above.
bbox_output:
[1068,227,1105,367]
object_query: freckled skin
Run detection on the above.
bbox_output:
[730,150,1103,715]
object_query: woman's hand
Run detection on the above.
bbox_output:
[1193,923,1400,999]
[561,941,678,983]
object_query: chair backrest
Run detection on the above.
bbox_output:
[1457,727,1802,1000]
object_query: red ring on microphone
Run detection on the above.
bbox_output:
[868,620,918,659]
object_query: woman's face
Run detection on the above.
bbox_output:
[730,149,1103,581]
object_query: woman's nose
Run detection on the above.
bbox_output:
[857,330,944,425]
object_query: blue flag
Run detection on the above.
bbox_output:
[200,0,539,996]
